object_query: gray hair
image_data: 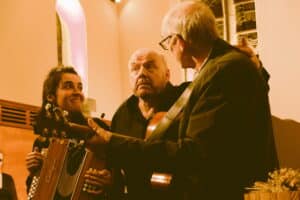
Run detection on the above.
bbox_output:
[161,0,219,50]
[128,48,169,72]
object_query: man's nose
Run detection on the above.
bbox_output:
[72,86,82,94]
[137,66,148,76]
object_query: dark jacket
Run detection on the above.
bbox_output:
[0,173,18,200]
[107,39,278,200]
[110,82,189,200]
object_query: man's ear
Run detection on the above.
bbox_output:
[169,35,181,50]
[175,35,185,51]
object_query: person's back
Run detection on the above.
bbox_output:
[157,1,279,199]
[174,39,278,200]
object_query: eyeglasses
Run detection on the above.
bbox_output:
[159,35,173,50]
[159,34,183,50]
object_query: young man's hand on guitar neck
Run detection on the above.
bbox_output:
[87,118,112,145]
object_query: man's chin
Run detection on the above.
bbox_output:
[136,91,155,100]
[64,105,82,113]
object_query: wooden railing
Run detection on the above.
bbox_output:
[0,99,111,129]
[0,99,40,130]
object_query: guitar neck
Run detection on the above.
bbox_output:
[67,122,94,140]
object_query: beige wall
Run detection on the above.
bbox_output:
[0,0,57,107]
[81,0,123,119]
[256,0,300,122]
[0,126,37,200]
[117,0,183,99]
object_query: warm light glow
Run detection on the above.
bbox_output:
[114,0,121,3]
[56,0,88,96]
[151,173,172,184]
[56,0,83,19]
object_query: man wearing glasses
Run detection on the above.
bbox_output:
[85,1,277,200]
[158,1,278,199]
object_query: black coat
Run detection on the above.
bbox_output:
[107,39,278,200]
[110,82,189,200]
[0,173,18,200]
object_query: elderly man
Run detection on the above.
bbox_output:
[85,1,278,200]
[110,48,188,199]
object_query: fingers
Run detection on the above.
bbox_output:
[25,151,43,173]
[87,118,99,132]
[83,187,104,195]
[239,37,248,46]
[234,38,261,68]
[84,168,112,186]
[86,118,112,146]
[83,168,112,195]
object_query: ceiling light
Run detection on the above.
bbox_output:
[111,0,121,3]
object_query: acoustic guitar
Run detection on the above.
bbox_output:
[28,102,107,200]
[145,112,173,190]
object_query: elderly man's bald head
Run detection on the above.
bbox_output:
[128,48,168,71]
[128,48,170,99]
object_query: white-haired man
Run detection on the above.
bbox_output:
[110,48,189,200]
[157,1,278,199]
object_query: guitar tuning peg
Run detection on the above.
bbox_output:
[45,103,52,110]
[45,103,52,118]
[52,129,58,137]
[61,131,67,138]
[54,112,60,122]
[42,128,49,136]
[62,110,69,117]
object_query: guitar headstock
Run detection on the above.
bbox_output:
[33,102,70,138]
[33,102,95,140]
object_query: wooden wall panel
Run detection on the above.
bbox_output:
[0,125,37,200]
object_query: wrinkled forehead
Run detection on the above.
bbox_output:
[129,50,161,66]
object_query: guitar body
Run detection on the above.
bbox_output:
[145,112,166,140]
[30,138,106,200]
[144,112,174,190]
